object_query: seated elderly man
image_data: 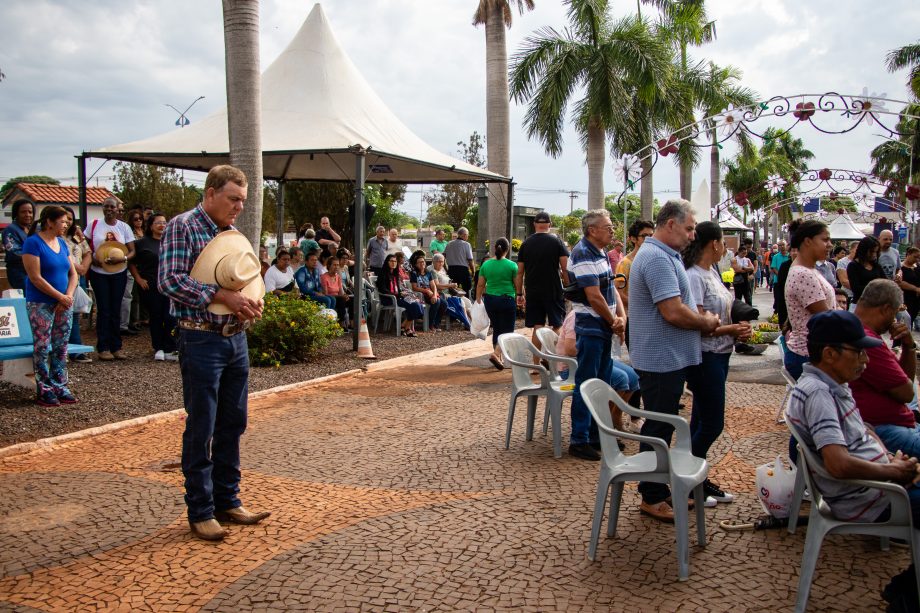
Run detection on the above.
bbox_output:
[786,310,919,609]
[851,279,920,458]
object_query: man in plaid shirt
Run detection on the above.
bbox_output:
[158,165,269,541]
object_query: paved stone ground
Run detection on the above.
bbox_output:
[0,332,911,612]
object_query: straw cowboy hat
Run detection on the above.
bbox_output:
[190,230,266,315]
[96,241,129,274]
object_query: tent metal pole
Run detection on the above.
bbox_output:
[77,155,87,228]
[276,180,285,251]
[352,148,366,351]
[506,181,515,241]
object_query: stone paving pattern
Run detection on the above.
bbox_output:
[0,337,911,612]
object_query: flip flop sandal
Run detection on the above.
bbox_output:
[489,355,505,370]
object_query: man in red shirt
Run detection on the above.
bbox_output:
[851,279,920,458]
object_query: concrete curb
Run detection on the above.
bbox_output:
[0,368,364,461]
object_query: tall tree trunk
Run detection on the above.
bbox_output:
[709,129,720,212]
[586,119,605,210]
[484,3,510,243]
[640,156,654,221]
[222,0,263,248]
[680,159,692,200]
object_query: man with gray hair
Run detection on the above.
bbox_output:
[628,199,720,521]
[878,229,901,281]
[851,278,920,458]
[365,225,388,277]
[444,226,474,294]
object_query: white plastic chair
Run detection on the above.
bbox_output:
[581,378,708,581]
[776,366,796,424]
[534,327,575,435]
[497,333,576,459]
[368,285,404,336]
[786,423,920,612]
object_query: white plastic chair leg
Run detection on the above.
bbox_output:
[788,462,806,534]
[588,478,609,561]
[505,395,517,450]
[673,488,691,581]
[794,521,828,613]
[525,396,538,441]
[694,484,706,546]
[607,481,624,538]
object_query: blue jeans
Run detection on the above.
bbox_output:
[637,368,689,504]
[307,292,335,309]
[686,351,731,459]
[89,270,127,352]
[874,423,920,459]
[784,349,809,381]
[610,359,639,393]
[178,328,250,522]
[483,294,516,347]
[570,334,612,446]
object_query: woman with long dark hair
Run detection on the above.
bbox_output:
[411,251,444,331]
[683,221,751,505]
[783,219,836,380]
[846,235,885,305]
[22,206,78,406]
[129,213,177,361]
[376,253,423,337]
[476,237,518,369]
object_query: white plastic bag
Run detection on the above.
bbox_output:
[470,300,490,340]
[73,286,92,314]
[756,455,797,518]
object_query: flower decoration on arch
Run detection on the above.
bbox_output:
[818,168,832,181]
[905,210,920,224]
[750,208,766,223]
[781,223,789,234]
[765,175,787,197]
[851,87,888,126]
[656,134,678,156]
[793,101,815,121]
[614,154,642,188]
[907,185,920,201]
[718,104,742,137]
[733,191,749,207]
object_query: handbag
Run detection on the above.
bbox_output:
[73,285,92,314]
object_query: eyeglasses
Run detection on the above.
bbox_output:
[835,345,867,357]
[593,225,615,232]
[638,233,653,239]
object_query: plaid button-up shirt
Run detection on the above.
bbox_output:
[157,204,233,324]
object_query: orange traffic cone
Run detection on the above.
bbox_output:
[357,319,376,359]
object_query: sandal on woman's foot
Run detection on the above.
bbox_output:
[405,330,417,337]
[489,355,505,370]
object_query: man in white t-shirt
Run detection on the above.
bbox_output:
[88,197,136,360]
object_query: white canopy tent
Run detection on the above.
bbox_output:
[826,214,866,240]
[718,212,752,232]
[80,3,511,350]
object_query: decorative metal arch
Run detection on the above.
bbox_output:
[720,190,920,228]
[612,91,920,200]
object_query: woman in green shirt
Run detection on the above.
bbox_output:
[476,237,519,370]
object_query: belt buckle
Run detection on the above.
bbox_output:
[221,319,251,337]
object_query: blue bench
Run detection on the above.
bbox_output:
[0,297,94,388]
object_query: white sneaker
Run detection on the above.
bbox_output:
[154,350,165,361]
[703,496,718,508]
[163,351,179,362]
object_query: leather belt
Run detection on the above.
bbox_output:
[178,319,250,337]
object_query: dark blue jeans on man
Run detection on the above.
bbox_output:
[686,351,731,459]
[570,333,612,446]
[88,270,127,353]
[637,368,689,504]
[178,328,249,522]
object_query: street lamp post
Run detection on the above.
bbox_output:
[165,96,205,128]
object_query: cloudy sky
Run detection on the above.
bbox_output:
[0,0,917,218]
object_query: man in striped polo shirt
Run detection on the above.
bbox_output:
[566,209,626,461]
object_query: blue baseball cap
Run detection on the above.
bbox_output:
[806,310,884,349]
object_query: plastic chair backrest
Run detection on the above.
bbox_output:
[581,378,625,461]
[787,423,833,515]
[499,333,541,389]
[535,327,559,355]
[0,298,33,347]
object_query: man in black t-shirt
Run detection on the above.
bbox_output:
[515,211,570,351]
[315,216,341,260]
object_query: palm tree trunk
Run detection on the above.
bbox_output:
[484,2,511,243]
[640,156,654,221]
[680,160,692,200]
[222,0,263,248]
[586,118,605,210]
[710,129,720,211]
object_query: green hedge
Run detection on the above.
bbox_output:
[248,293,341,367]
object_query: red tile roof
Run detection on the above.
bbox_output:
[13,183,115,205]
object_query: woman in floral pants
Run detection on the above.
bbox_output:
[22,206,78,407]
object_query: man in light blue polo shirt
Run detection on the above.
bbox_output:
[566,209,626,461]
[628,199,720,522]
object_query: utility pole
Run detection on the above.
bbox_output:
[563,191,578,241]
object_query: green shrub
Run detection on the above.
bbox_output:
[248,293,341,367]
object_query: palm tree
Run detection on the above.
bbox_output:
[656,0,716,199]
[222,0,263,248]
[870,103,920,196]
[886,40,920,99]
[694,62,757,209]
[473,0,534,248]
[510,1,671,209]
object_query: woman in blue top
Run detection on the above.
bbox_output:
[22,206,78,407]
[410,251,444,331]
[2,199,34,290]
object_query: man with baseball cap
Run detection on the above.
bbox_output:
[786,310,919,609]
[515,211,569,351]
[158,164,270,541]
